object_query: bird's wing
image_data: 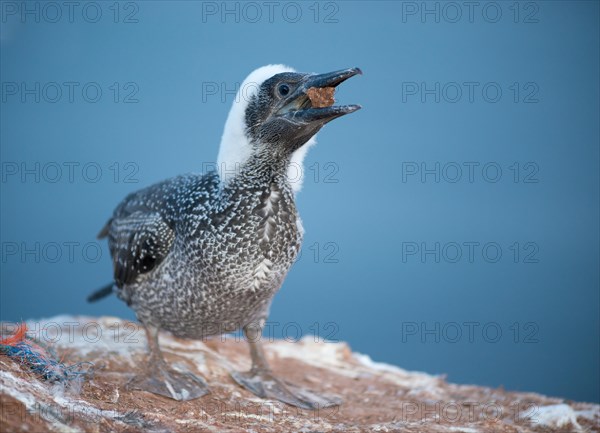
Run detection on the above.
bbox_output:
[103,210,175,287]
[98,172,221,288]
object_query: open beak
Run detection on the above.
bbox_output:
[278,67,362,125]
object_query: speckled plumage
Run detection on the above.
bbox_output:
[98,65,361,354]
[100,153,302,339]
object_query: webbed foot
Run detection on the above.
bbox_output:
[231,367,341,410]
[127,364,209,401]
[127,323,210,401]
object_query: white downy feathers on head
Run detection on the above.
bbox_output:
[216,64,317,193]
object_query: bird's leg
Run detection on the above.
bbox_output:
[126,324,209,401]
[231,321,341,410]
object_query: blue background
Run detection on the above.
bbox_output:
[1,1,598,403]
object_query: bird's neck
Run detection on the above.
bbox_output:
[224,148,293,192]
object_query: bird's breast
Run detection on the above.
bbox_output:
[248,182,301,289]
[195,181,302,293]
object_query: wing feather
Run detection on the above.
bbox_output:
[105,210,174,287]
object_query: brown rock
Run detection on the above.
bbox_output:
[1,316,598,433]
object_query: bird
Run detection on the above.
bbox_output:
[88,64,362,409]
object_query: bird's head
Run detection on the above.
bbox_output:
[217,64,361,192]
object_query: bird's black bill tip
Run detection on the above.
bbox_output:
[281,103,361,124]
[305,67,363,90]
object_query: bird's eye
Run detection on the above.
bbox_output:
[278,83,290,96]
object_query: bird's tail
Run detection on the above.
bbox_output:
[87,283,115,303]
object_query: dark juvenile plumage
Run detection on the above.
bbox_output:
[100,169,300,337]
[93,65,361,408]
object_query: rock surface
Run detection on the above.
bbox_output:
[0,316,598,433]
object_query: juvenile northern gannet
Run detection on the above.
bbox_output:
[90,65,362,409]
